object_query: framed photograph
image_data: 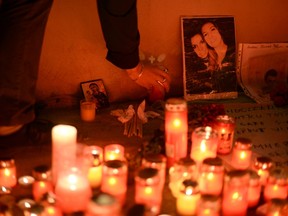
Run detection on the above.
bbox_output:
[80,79,110,109]
[181,16,238,101]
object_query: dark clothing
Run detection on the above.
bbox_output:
[0,0,140,126]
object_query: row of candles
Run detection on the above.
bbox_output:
[0,97,288,215]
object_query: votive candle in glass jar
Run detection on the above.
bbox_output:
[84,145,103,188]
[222,170,250,216]
[254,156,273,186]
[165,98,188,168]
[231,137,252,170]
[264,168,287,201]
[213,115,235,154]
[169,157,197,198]
[0,157,17,188]
[85,192,121,216]
[101,160,128,206]
[52,124,77,185]
[197,194,221,216]
[199,157,224,196]
[104,144,125,161]
[32,165,53,201]
[176,180,201,216]
[55,166,92,213]
[247,170,261,208]
[190,126,218,165]
[135,167,162,215]
[142,154,167,191]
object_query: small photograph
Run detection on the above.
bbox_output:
[80,79,110,109]
[181,16,238,100]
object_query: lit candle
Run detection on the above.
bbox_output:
[101,160,127,206]
[231,137,252,170]
[0,158,17,188]
[17,198,36,211]
[253,156,273,186]
[18,175,35,186]
[86,192,121,216]
[80,100,96,122]
[247,170,261,208]
[197,194,221,216]
[54,166,92,213]
[190,127,218,165]
[168,157,197,198]
[52,124,77,185]
[43,205,63,216]
[142,154,167,191]
[32,165,53,201]
[222,170,250,216]
[199,157,224,196]
[213,115,235,154]
[104,144,125,161]
[135,167,162,215]
[264,168,287,201]
[176,180,200,216]
[165,98,188,168]
[83,145,103,188]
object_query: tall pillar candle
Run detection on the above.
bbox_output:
[52,124,77,185]
[165,98,188,168]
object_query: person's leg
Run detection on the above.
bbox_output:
[0,0,53,135]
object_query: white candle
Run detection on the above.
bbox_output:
[55,166,92,213]
[52,124,77,185]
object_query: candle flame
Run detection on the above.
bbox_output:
[108,177,117,185]
[200,140,206,152]
[207,173,214,180]
[232,192,240,200]
[39,181,46,188]
[46,206,56,215]
[173,118,181,128]
[4,168,11,176]
[145,186,153,195]
[273,185,278,191]
[240,151,246,159]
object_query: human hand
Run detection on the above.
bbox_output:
[125,63,171,101]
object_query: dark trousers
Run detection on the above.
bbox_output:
[0,0,53,126]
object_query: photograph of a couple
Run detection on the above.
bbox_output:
[181,16,238,101]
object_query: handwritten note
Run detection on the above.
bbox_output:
[224,104,288,170]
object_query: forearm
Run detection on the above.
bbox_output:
[97,0,140,69]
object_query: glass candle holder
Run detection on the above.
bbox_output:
[168,157,197,198]
[253,156,273,186]
[40,191,63,216]
[222,170,250,216]
[264,168,288,201]
[190,126,218,165]
[84,145,103,188]
[142,154,167,191]
[0,157,17,188]
[101,160,128,206]
[176,180,201,216]
[86,192,121,216]
[247,170,261,208]
[231,137,252,170]
[165,98,188,168]
[54,166,92,213]
[213,115,235,154]
[197,194,221,216]
[104,144,125,161]
[135,167,162,215]
[80,99,96,122]
[52,124,77,185]
[198,157,224,196]
[32,165,53,201]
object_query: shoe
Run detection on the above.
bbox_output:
[0,125,23,136]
